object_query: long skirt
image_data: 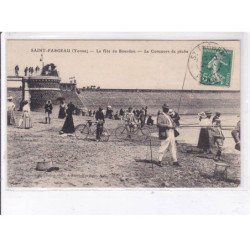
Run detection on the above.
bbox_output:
[197,128,210,151]
[61,115,75,133]
[7,110,16,125]
[58,108,66,119]
[19,112,32,129]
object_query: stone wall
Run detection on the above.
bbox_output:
[78,89,240,115]
[29,89,62,110]
[26,76,63,111]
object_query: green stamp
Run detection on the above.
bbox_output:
[200,47,233,87]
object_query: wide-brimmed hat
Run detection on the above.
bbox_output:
[7,96,13,100]
[168,109,174,115]
[162,103,169,109]
[198,112,206,118]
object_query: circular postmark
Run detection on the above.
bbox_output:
[188,41,229,84]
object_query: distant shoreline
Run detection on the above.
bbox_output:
[7,87,240,93]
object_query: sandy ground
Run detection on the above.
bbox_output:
[7,109,240,188]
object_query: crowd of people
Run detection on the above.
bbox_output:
[7,96,241,167]
[81,106,150,127]
[14,65,41,77]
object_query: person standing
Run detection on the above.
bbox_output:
[18,101,32,129]
[232,119,240,151]
[58,100,66,119]
[15,65,19,76]
[124,107,137,137]
[197,111,212,153]
[210,118,225,161]
[212,112,221,124]
[95,107,105,141]
[24,67,28,76]
[30,67,34,76]
[139,107,146,128]
[157,104,180,167]
[35,66,40,75]
[7,96,16,125]
[44,100,53,124]
[60,102,76,134]
[119,108,125,120]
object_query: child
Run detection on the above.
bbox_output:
[45,100,53,124]
[210,118,225,161]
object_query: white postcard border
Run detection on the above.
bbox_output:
[1,32,249,214]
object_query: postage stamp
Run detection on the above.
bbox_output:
[200,47,233,87]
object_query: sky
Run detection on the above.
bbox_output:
[7,40,240,90]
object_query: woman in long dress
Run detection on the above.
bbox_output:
[197,111,212,153]
[18,100,32,129]
[60,102,76,134]
[7,96,16,125]
[58,100,66,119]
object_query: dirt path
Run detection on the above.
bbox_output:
[7,111,240,188]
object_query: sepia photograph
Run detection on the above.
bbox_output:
[5,39,240,188]
[1,0,250,248]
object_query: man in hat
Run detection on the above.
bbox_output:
[157,103,180,167]
[212,112,221,124]
[95,107,105,141]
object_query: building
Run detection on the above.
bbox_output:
[7,64,84,111]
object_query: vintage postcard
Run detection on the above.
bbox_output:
[4,38,240,188]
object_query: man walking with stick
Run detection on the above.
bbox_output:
[157,103,180,167]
